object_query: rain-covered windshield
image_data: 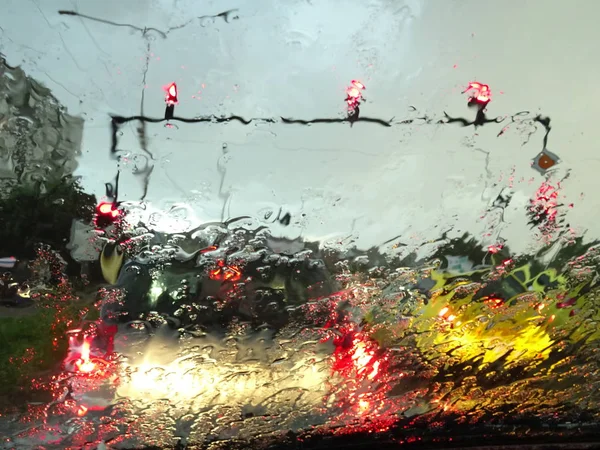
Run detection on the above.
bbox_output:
[2,1,600,449]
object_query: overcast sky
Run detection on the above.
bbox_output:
[1,0,597,257]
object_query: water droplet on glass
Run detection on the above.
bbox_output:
[199,17,215,27]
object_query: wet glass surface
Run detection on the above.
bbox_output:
[2,1,600,449]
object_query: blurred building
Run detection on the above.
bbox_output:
[0,55,84,197]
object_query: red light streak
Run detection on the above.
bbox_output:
[529,180,565,241]
[75,338,96,373]
[556,297,577,309]
[209,260,242,282]
[485,296,504,309]
[329,325,397,429]
[438,306,458,323]
[332,327,383,382]
[488,243,504,254]
[358,399,370,412]
[97,321,117,355]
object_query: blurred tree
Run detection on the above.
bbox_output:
[0,175,96,258]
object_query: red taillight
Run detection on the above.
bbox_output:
[209,260,242,282]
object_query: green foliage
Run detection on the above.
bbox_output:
[0,176,97,407]
[0,295,85,405]
[0,176,96,258]
[0,308,56,398]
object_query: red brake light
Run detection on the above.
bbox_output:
[209,261,242,282]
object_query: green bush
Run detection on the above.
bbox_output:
[0,175,97,407]
[0,290,90,405]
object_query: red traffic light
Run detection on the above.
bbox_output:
[97,202,120,218]
[346,79,365,114]
[95,202,122,228]
[164,82,178,105]
[464,81,491,105]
